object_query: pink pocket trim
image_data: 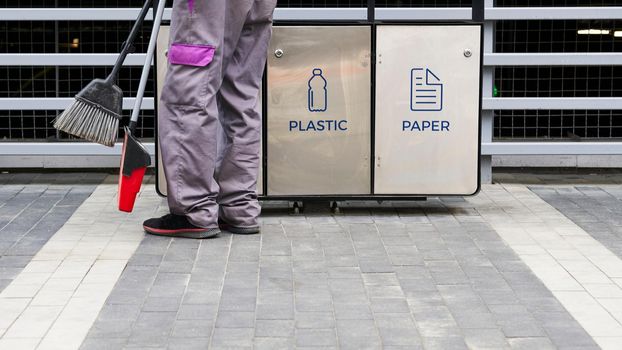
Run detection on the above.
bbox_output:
[168,43,215,67]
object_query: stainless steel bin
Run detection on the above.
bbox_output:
[266,26,372,196]
[374,24,482,195]
[155,23,481,200]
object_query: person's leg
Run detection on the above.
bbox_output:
[150,0,253,237]
[216,0,277,232]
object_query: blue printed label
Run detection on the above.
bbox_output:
[289,68,348,133]
[404,67,451,133]
[290,120,348,132]
[402,120,450,132]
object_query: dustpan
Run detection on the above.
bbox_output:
[118,0,166,212]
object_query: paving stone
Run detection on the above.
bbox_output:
[507,336,556,350]
[253,337,294,350]
[207,288,249,306]
[79,337,127,350]
[87,319,134,339]
[256,303,294,320]
[369,297,410,313]
[422,336,468,350]
[177,303,218,320]
[215,311,255,328]
[499,320,546,338]
[295,328,337,347]
[295,312,335,329]
[170,319,214,338]
[255,319,295,337]
[544,326,599,348]
[210,327,254,347]
[463,328,511,349]
[127,253,164,266]
[96,304,141,322]
[105,288,148,305]
[377,326,422,346]
[0,255,35,268]
[333,303,373,320]
[127,312,176,348]
[142,296,182,312]
[167,337,211,350]
[336,319,381,349]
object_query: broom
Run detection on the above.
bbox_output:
[53,0,153,147]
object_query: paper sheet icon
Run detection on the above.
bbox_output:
[410,68,443,111]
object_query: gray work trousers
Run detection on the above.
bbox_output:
[159,0,276,228]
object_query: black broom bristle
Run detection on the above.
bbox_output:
[53,97,120,147]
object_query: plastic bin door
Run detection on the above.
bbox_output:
[155,26,264,196]
[267,26,372,196]
[374,25,482,195]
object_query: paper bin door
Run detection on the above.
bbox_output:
[156,26,264,196]
[267,26,372,196]
[374,25,482,195]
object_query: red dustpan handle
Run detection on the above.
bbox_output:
[119,127,151,212]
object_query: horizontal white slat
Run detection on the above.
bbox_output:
[5,52,622,67]
[484,53,622,66]
[3,97,621,111]
[3,142,622,157]
[2,7,621,21]
[482,97,622,110]
[274,8,367,20]
[0,8,172,21]
[482,142,622,155]
[0,8,367,21]
[486,6,622,20]
[0,142,155,155]
[0,53,149,66]
[374,8,471,20]
[0,98,154,110]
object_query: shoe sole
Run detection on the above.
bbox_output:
[143,226,220,239]
[218,223,260,235]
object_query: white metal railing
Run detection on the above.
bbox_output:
[3,7,621,21]
[0,8,368,21]
[0,98,154,110]
[1,6,622,170]
[3,142,621,157]
[5,52,622,67]
[4,97,622,112]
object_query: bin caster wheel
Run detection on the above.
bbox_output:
[292,201,303,215]
[331,201,340,214]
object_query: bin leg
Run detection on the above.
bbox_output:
[292,201,303,215]
[330,201,340,214]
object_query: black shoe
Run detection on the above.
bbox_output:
[218,218,260,235]
[143,214,220,239]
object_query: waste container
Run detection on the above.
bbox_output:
[266,26,372,196]
[374,24,482,195]
[155,22,482,200]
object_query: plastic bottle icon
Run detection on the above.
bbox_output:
[308,68,327,112]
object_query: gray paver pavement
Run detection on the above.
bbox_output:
[0,172,104,293]
[532,184,622,261]
[81,196,596,349]
[2,172,617,349]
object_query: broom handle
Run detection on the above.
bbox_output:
[129,0,166,133]
[106,0,153,84]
